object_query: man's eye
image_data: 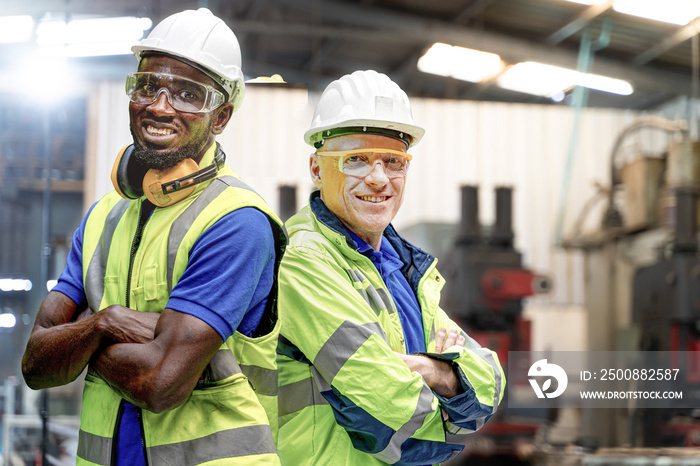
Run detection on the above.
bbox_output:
[142,83,158,93]
[346,155,362,163]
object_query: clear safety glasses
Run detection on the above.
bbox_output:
[125,72,226,113]
[316,149,412,179]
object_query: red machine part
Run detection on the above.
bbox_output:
[480,268,550,301]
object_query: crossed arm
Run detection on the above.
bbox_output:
[21,290,222,413]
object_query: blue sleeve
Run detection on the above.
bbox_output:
[428,356,496,428]
[52,203,97,308]
[167,207,276,340]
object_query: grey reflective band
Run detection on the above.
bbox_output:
[428,322,436,346]
[167,175,258,292]
[278,376,329,421]
[148,424,277,464]
[347,268,397,315]
[240,364,278,396]
[77,429,112,465]
[85,199,130,311]
[313,320,386,382]
[198,349,242,386]
[472,348,503,413]
[374,382,436,464]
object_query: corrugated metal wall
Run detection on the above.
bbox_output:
[87,82,678,310]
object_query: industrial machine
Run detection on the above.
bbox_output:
[565,117,700,449]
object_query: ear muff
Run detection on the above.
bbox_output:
[111,145,147,199]
[110,144,227,208]
[142,158,199,207]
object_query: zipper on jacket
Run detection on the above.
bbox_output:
[125,200,155,307]
[110,400,126,465]
[137,407,148,465]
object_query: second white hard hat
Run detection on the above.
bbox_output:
[305,70,425,148]
[132,8,245,111]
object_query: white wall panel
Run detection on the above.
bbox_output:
[88,81,664,309]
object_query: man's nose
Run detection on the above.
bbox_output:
[364,160,390,186]
[147,88,176,114]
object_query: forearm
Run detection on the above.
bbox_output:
[22,313,103,389]
[92,309,222,413]
[92,341,193,413]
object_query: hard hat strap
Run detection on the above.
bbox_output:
[312,126,411,149]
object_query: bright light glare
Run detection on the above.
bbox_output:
[36,16,152,57]
[0,15,34,44]
[0,313,17,328]
[418,43,504,83]
[562,0,700,25]
[11,54,73,103]
[497,61,633,98]
[0,279,32,292]
[47,280,58,292]
[613,0,700,25]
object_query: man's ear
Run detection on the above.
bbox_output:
[212,103,234,135]
[310,155,323,189]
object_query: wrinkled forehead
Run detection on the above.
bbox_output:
[320,133,407,152]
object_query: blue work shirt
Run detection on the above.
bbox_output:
[344,228,426,354]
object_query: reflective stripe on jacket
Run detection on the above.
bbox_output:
[77,150,286,466]
[277,191,505,465]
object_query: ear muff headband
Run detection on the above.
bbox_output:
[111,144,226,207]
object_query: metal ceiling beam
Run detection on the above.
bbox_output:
[234,11,691,97]
[546,0,614,45]
[633,17,700,66]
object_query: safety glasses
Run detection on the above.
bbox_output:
[316,149,412,179]
[125,72,226,114]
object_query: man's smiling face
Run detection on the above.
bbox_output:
[312,133,408,250]
[128,54,223,170]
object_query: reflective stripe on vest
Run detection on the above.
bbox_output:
[78,424,276,465]
[198,349,243,385]
[167,175,259,293]
[313,320,386,383]
[77,429,111,465]
[346,268,396,315]
[84,199,130,311]
[373,383,435,464]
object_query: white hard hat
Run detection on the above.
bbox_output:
[132,8,245,111]
[305,70,424,148]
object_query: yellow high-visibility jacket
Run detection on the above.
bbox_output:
[77,146,286,465]
[277,191,505,465]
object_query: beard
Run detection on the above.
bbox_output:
[129,120,215,171]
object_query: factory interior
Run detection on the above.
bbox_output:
[1,0,700,464]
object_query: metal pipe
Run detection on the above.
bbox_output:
[491,186,514,248]
[457,185,480,245]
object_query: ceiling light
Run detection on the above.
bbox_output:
[0,15,34,44]
[417,42,504,83]
[0,313,17,329]
[497,61,633,98]
[612,0,700,26]
[562,0,700,25]
[36,16,152,57]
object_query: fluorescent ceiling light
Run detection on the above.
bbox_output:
[417,42,504,83]
[612,0,700,26]
[36,16,152,56]
[497,61,633,98]
[0,313,17,328]
[0,15,34,44]
[562,0,700,25]
[0,278,32,292]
